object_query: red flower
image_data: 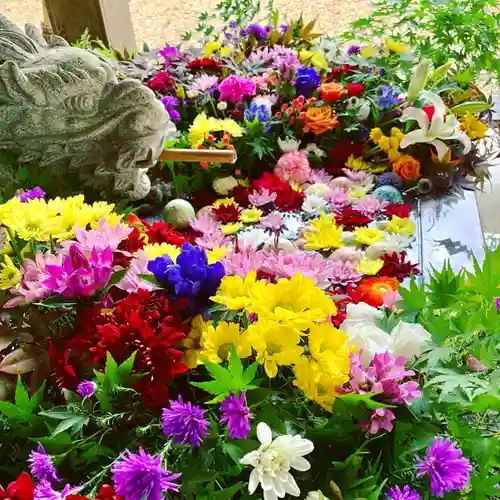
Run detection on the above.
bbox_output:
[327,142,364,170]
[212,203,240,222]
[96,485,123,500]
[145,221,190,246]
[146,71,174,93]
[384,203,412,219]
[423,106,435,121]
[331,64,356,79]
[48,342,78,390]
[252,172,289,194]
[347,82,365,97]
[113,227,146,267]
[191,190,217,210]
[379,251,420,279]
[187,58,222,72]
[335,207,372,229]
[0,473,34,500]
[352,277,400,307]
[275,187,304,212]
[232,185,250,207]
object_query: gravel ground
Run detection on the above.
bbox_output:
[1,0,373,47]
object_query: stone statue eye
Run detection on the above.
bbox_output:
[63,95,96,113]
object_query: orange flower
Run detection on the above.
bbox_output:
[320,82,346,101]
[355,277,400,307]
[304,106,340,134]
[392,155,421,181]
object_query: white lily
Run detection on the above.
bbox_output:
[399,91,471,160]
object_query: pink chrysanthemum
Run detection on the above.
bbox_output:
[354,195,388,217]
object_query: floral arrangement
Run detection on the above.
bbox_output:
[132,16,493,206]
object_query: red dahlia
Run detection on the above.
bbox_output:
[378,251,420,280]
[347,82,365,97]
[146,71,174,93]
[335,207,372,229]
[232,185,251,207]
[384,203,412,219]
[145,221,190,246]
[212,203,240,222]
[275,187,304,212]
[252,172,290,193]
[113,227,146,267]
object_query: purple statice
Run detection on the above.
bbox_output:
[385,485,422,500]
[219,391,253,439]
[162,396,210,447]
[148,243,224,302]
[28,444,61,485]
[329,260,363,286]
[43,245,113,298]
[378,85,402,110]
[160,96,180,121]
[77,380,96,398]
[218,75,256,103]
[366,408,396,434]
[294,66,320,96]
[248,23,270,40]
[112,448,181,500]
[415,439,471,497]
[347,45,361,56]
[17,187,46,202]
[34,482,79,500]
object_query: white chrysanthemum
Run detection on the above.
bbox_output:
[302,195,329,216]
[241,422,314,500]
[212,176,239,195]
[305,183,329,199]
[278,136,301,153]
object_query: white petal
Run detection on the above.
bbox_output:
[429,139,449,160]
[262,473,275,491]
[284,473,301,497]
[290,456,311,471]
[257,422,273,446]
[248,468,260,494]
[240,450,259,466]
[453,131,472,154]
[292,438,314,456]
[264,489,279,500]
[400,107,429,131]
[400,129,432,149]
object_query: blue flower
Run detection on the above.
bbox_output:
[244,103,271,133]
[294,66,320,97]
[378,85,401,110]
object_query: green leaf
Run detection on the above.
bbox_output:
[228,345,243,383]
[30,432,73,453]
[200,483,244,500]
[137,274,160,286]
[450,101,491,115]
[105,352,119,384]
[117,351,137,379]
[52,415,89,436]
[338,393,395,410]
[242,362,258,386]
[28,381,46,413]
[14,376,30,411]
[0,401,33,421]
[103,268,128,291]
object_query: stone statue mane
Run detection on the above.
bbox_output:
[0,15,174,200]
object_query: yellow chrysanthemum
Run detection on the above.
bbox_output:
[346,155,372,172]
[353,227,385,246]
[206,246,229,264]
[199,321,251,364]
[188,112,215,147]
[246,321,304,377]
[239,207,263,224]
[385,215,415,235]
[213,198,237,208]
[304,212,344,251]
[248,274,336,331]
[143,243,181,261]
[460,112,488,140]
[385,39,410,54]
[216,119,244,138]
[183,315,211,368]
[356,258,384,275]
[211,271,258,311]
[221,222,242,235]
[0,255,21,290]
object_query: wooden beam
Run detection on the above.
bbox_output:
[43,0,136,52]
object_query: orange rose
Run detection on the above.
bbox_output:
[303,106,340,134]
[320,82,346,101]
[393,155,421,181]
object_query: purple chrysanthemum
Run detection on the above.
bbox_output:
[28,443,61,485]
[77,380,96,398]
[112,448,181,500]
[385,485,421,500]
[160,96,180,121]
[219,391,253,439]
[162,396,210,447]
[34,482,78,500]
[17,187,46,203]
[415,438,471,497]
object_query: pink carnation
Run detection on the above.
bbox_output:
[218,75,256,103]
[274,150,311,184]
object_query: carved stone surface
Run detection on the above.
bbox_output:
[0,15,175,201]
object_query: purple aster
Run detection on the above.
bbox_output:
[28,443,61,484]
[17,187,46,202]
[347,45,361,56]
[415,439,471,497]
[219,391,253,439]
[112,448,181,500]
[77,380,96,398]
[162,396,210,447]
[366,408,396,434]
[385,485,422,500]
[34,482,79,500]
[294,66,320,96]
[160,96,180,122]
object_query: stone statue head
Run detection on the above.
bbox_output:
[0,15,175,200]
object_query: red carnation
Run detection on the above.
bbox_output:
[335,207,372,229]
[0,473,34,500]
[347,82,365,97]
[212,203,240,222]
[146,71,174,93]
[145,221,190,246]
[252,172,289,194]
[384,203,412,219]
[187,58,222,72]
[327,141,364,170]
[378,251,420,280]
[275,187,304,212]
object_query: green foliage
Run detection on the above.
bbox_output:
[345,0,500,84]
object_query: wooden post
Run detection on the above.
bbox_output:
[43,0,136,53]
